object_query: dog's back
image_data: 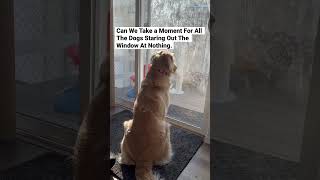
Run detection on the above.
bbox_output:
[120,51,176,180]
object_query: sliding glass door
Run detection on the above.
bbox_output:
[140,0,211,134]
[13,0,95,151]
[113,0,137,106]
[213,0,316,164]
[14,0,81,130]
[112,0,211,135]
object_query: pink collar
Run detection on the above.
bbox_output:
[157,69,169,76]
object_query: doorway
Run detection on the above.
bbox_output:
[112,0,211,135]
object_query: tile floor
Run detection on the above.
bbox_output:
[177,143,210,180]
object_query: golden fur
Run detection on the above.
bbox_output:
[73,60,107,180]
[120,50,177,180]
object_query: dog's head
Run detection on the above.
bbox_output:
[151,50,177,76]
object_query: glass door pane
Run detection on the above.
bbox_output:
[213,0,318,179]
[142,0,210,129]
[113,0,136,106]
[14,0,81,130]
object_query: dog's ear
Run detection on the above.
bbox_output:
[151,51,161,65]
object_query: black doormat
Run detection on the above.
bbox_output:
[0,153,73,180]
[110,110,203,180]
[213,140,300,180]
[167,104,204,127]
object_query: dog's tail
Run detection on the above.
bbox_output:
[135,162,160,180]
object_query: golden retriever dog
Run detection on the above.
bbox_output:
[120,50,177,180]
[73,59,107,180]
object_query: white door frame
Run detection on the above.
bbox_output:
[135,0,145,95]
[203,76,211,143]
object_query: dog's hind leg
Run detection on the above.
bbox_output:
[154,123,172,166]
[119,137,135,165]
[119,119,135,165]
[119,147,135,165]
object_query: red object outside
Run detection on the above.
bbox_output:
[129,64,152,82]
[66,45,80,66]
[130,74,135,81]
